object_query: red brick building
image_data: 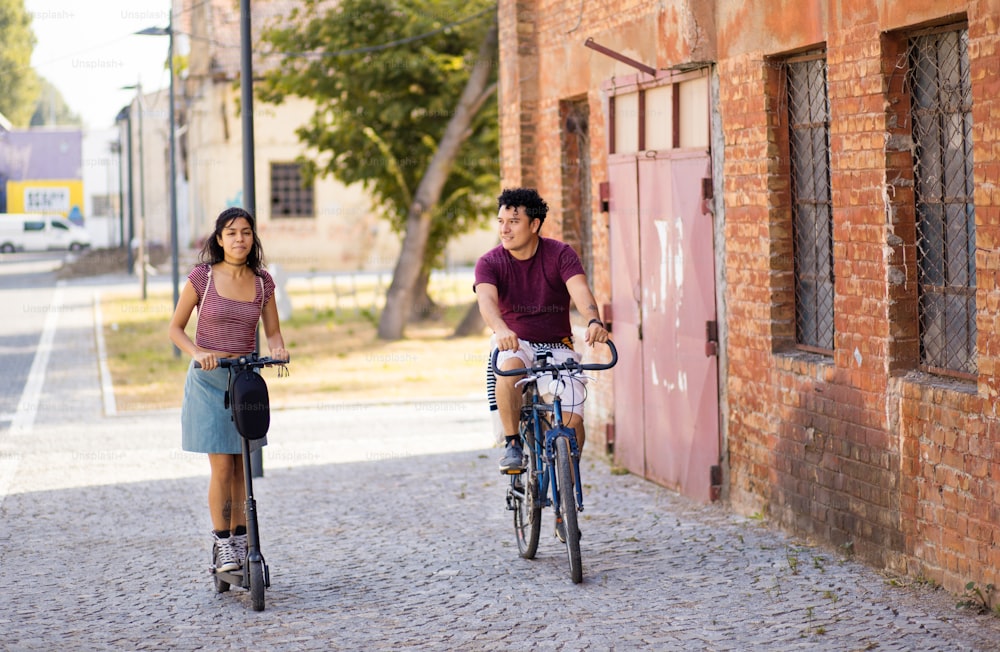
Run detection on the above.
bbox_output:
[498,0,1000,599]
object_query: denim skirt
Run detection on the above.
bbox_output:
[181,361,267,454]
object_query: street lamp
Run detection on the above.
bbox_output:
[114,105,135,276]
[120,82,149,300]
[136,19,180,324]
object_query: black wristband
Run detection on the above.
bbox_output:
[588,318,604,328]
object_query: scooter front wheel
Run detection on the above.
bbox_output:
[249,560,265,611]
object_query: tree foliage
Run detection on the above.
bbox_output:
[30,77,81,127]
[257,0,499,282]
[0,0,39,126]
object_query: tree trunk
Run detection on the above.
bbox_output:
[452,301,486,337]
[376,18,499,340]
[408,266,438,322]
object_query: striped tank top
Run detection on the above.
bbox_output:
[188,263,275,354]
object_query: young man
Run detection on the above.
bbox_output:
[474,187,609,473]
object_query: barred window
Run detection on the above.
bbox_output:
[786,53,834,352]
[907,26,976,377]
[270,162,314,218]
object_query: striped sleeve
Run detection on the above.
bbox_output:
[259,269,276,305]
[188,264,209,302]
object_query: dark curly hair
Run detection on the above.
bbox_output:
[497,188,549,226]
[198,206,266,271]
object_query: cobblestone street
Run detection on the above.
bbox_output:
[2,268,999,650]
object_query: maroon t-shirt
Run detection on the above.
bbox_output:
[474,237,586,343]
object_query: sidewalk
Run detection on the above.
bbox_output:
[2,278,999,650]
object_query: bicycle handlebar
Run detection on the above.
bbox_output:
[491,340,617,377]
[193,353,290,369]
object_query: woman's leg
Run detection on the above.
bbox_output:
[207,453,238,531]
[228,454,247,531]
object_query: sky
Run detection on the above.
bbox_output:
[25,0,178,132]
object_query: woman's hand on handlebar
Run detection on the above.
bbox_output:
[269,348,290,363]
[193,350,218,371]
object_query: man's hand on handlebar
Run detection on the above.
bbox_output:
[493,327,520,352]
[585,321,609,346]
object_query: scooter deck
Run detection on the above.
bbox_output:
[211,567,246,586]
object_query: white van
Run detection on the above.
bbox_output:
[0,214,92,253]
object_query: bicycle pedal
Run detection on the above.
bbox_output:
[500,468,525,476]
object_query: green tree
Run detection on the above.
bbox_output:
[30,77,82,127]
[258,0,498,339]
[0,0,39,126]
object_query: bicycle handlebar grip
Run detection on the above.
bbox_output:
[581,339,618,371]
[491,348,529,377]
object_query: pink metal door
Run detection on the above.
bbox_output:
[637,151,719,500]
[607,154,645,477]
[608,150,719,502]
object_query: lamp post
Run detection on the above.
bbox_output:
[121,82,149,299]
[137,17,179,355]
[114,105,135,275]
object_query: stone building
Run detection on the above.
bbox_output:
[498,0,1000,599]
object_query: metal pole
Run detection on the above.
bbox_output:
[125,109,135,275]
[115,140,124,251]
[137,82,148,300]
[167,14,180,355]
[240,0,263,478]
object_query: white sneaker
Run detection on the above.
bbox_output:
[213,533,239,572]
[230,533,247,568]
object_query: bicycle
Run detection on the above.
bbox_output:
[195,353,288,611]
[491,340,617,583]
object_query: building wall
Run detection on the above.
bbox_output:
[184,80,398,270]
[500,0,1000,598]
[178,0,495,273]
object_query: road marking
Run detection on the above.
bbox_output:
[9,284,64,437]
[93,291,117,416]
[0,454,19,508]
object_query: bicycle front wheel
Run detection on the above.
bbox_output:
[554,436,582,583]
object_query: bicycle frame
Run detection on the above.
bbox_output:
[522,377,584,517]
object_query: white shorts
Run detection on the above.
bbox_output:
[490,337,587,417]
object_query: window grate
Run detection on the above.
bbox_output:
[907,27,976,376]
[270,162,314,218]
[786,54,834,352]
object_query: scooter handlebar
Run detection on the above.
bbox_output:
[193,353,290,369]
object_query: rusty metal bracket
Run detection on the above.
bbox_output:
[584,38,657,76]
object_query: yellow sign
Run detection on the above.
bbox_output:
[7,179,85,220]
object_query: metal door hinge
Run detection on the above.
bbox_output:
[705,320,718,356]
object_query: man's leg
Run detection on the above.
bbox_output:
[496,357,525,438]
[496,356,527,472]
[565,412,586,452]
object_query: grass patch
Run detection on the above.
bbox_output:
[100,279,489,412]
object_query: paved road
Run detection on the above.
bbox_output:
[1,260,1000,651]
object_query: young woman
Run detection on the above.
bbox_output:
[168,207,289,571]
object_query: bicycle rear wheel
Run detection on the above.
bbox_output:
[554,435,582,583]
[513,468,541,559]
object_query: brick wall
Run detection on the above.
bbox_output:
[498,0,1000,599]
[719,5,1000,595]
